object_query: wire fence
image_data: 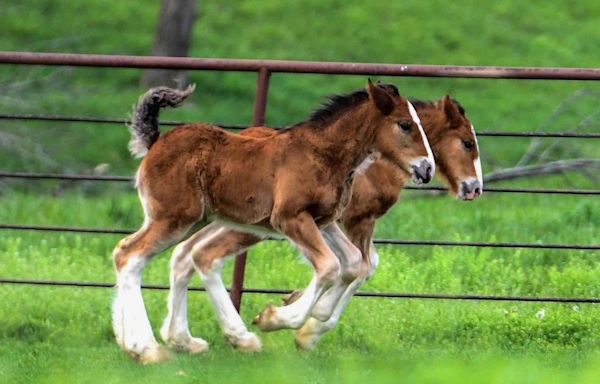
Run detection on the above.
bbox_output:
[2,171,600,195]
[2,222,599,250]
[2,278,598,304]
[1,52,599,307]
[2,113,600,138]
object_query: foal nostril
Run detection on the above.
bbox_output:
[471,180,482,196]
[461,181,471,195]
[418,161,432,183]
[425,163,432,180]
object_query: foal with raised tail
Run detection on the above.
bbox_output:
[161,90,482,353]
[112,81,434,363]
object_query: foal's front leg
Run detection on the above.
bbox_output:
[296,219,379,350]
[296,244,379,350]
[253,212,341,331]
[308,223,362,321]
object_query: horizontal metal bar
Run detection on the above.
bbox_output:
[1,278,598,303]
[2,113,599,139]
[372,238,600,251]
[0,172,133,182]
[475,131,600,138]
[403,186,600,195]
[0,224,131,235]
[0,113,182,127]
[3,52,600,80]
[2,172,599,195]
[1,223,598,250]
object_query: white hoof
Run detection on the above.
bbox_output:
[229,332,262,353]
[294,318,326,351]
[135,345,172,365]
[185,337,210,354]
[164,336,210,354]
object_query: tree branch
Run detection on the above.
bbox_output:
[483,159,600,183]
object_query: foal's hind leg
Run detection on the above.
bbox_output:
[112,219,194,364]
[159,225,218,354]
[191,227,264,351]
[160,222,264,353]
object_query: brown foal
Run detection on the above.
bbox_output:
[112,81,434,363]
[160,92,482,354]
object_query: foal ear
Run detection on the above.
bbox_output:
[441,95,463,127]
[366,79,394,116]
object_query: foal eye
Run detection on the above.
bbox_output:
[462,140,474,151]
[398,121,412,132]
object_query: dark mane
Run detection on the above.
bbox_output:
[410,97,466,115]
[409,98,436,110]
[308,89,369,126]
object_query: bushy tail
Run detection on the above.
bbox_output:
[128,84,196,158]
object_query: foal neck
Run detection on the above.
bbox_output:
[310,101,382,173]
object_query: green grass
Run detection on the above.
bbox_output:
[1,0,600,382]
[1,189,599,383]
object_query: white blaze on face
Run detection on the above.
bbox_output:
[471,124,483,188]
[407,101,435,176]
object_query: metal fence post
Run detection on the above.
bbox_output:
[230,67,271,312]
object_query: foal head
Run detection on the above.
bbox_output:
[417,96,483,200]
[366,81,435,185]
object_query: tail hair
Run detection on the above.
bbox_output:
[127,84,196,158]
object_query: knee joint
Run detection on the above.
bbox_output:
[318,257,341,284]
[341,247,363,282]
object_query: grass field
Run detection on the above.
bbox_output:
[1,0,600,383]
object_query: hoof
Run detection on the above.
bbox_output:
[295,329,321,351]
[162,331,210,354]
[168,337,210,355]
[134,345,172,365]
[186,337,210,354]
[281,290,303,306]
[230,332,263,353]
[294,319,324,351]
[253,304,284,332]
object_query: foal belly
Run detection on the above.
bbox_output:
[205,161,275,224]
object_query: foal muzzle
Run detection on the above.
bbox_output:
[459,178,482,200]
[410,158,434,184]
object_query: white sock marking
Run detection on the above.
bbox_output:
[160,243,195,344]
[113,256,158,354]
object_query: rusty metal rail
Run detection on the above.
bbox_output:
[2,51,600,311]
[4,51,600,80]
